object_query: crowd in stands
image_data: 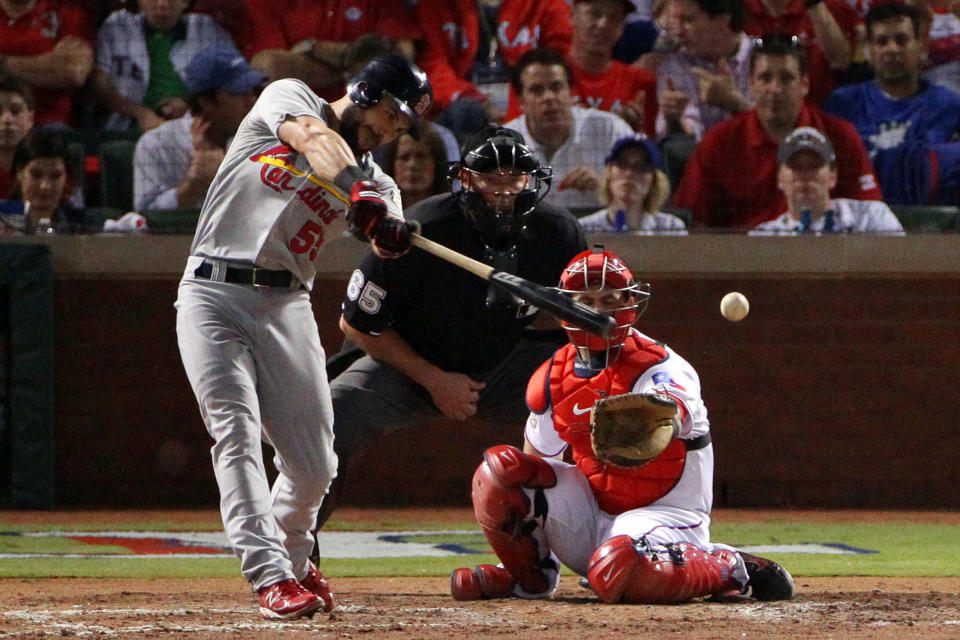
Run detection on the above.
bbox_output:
[0,0,957,236]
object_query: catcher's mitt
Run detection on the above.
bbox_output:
[589,393,681,468]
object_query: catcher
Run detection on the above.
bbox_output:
[450,247,795,604]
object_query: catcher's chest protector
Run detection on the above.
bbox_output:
[533,336,688,514]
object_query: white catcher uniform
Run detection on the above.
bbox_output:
[175,78,402,591]
[521,331,747,588]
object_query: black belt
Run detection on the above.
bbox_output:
[194,260,297,288]
[684,433,711,451]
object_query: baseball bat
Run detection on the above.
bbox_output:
[409,233,615,337]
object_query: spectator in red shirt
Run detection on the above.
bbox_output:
[672,34,881,230]
[237,0,421,102]
[564,0,657,135]
[0,0,94,126]
[0,76,35,198]
[414,0,573,141]
[742,0,859,103]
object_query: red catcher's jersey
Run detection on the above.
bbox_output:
[526,335,689,514]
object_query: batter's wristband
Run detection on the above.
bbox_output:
[334,165,370,195]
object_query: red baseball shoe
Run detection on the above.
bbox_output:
[301,563,336,612]
[257,578,323,620]
[451,564,516,600]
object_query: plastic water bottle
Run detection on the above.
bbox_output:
[614,209,627,233]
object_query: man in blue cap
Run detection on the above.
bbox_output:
[133,44,267,212]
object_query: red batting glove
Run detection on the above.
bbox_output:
[347,180,387,240]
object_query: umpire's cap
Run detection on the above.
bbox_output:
[347,54,433,139]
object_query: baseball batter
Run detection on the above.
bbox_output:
[451,248,796,604]
[175,54,432,620]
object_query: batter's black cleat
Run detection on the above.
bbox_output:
[739,552,795,601]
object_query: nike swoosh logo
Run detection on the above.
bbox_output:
[572,403,592,416]
[602,563,622,583]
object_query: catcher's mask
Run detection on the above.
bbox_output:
[451,125,552,251]
[557,247,650,368]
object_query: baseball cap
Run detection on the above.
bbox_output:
[605,134,662,171]
[574,0,635,13]
[184,45,268,96]
[777,126,836,166]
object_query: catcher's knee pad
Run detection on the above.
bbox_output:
[471,445,557,531]
[587,536,740,604]
[482,445,558,489]
[470,445,558,596]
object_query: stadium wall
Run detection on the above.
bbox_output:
[33,234,960,508]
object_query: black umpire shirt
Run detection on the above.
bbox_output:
[341,193,587,374]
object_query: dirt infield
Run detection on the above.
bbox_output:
[2,575,959,639]
[1,510,958,639]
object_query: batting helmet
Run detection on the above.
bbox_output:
[347,54,433,139]
[452,125,552,250]
[557,247,650,368]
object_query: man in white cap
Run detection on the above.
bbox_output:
[751,126,903,235]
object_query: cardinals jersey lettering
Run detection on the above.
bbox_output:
[525,330,714,515]
[189,79,402,290]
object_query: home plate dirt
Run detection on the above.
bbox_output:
[1,576,958,639]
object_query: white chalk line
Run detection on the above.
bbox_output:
[4,530,477,559]
[1,530,862,559]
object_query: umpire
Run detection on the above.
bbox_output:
[313,125,587,533]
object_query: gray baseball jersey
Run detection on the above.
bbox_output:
[176,78,400,594]
[190,78,402,290]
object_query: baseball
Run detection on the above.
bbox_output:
[720,291,750,322]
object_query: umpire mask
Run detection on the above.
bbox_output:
[452,126,552,252]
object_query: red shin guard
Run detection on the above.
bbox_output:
[587,535,741,604]
[471,445,557,595]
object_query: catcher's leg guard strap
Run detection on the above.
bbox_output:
[471,446,558,595]
[587,535,741,604]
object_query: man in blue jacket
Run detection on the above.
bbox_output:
[824,2,960,205]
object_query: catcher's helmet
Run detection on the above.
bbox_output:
[557,247,650,368]
[347,54,433,138]
[452,125,552,250]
